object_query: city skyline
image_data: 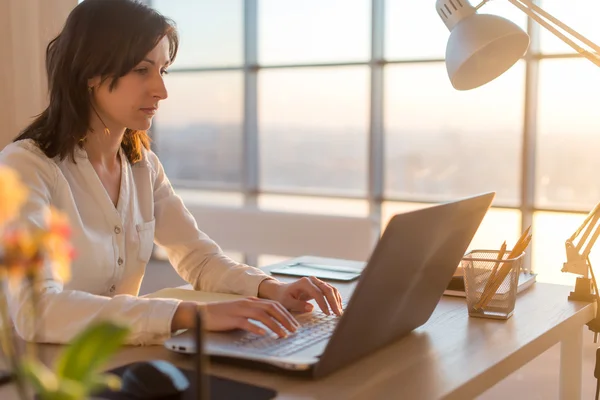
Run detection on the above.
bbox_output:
[154,122,600,211]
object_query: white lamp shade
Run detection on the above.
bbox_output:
[446,13,530,90]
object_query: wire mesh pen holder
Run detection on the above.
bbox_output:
[462,250,525,320]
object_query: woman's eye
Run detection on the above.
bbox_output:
[160,69,169,76]
[135,68,148,75]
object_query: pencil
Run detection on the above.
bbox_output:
[481,241,507,297]
[476,233,531,309]
[475,227,531,309]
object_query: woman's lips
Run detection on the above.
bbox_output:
[140,107,157,115]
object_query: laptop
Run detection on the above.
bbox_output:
[165,192,495,378]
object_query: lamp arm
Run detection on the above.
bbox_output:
[564,201,600,276]
[575,212,600,253]
[570,202,600,242]
[516,0,600,53]
[505,0,600,67]
[581,215,600,260]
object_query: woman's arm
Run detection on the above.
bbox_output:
[146,150,343,318]
[147,150,274,296]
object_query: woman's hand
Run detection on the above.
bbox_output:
[170,277,343,337]
[258,277,343,316]
[171,298,300,338]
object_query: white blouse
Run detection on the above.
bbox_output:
[0,139,271,345]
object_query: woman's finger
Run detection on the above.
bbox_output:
[321,280,343,312]
[246,308,288,338]
[298,277,330,315]
[335,289,343,312]
[237,318,267,336]
[272,300,301,328]
[256,300,299,331]
[328,282,344,310]
[310,277,342,316]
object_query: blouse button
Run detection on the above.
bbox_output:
[114,226,121,234]
[109,285,116,293]
[117,257,123,266]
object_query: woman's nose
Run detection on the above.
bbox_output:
[153,75,168,100]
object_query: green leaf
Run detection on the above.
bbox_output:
[20,357,60,395]
[54,321,129,385]
[48,378,87,400]
[87,372,122,394]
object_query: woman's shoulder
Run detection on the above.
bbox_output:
[0,139,58,182]
[134,145,161,172]
[0,139,55,165]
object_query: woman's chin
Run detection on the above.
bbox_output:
[128,119,153,131]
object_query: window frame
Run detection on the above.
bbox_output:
[148,0,593,272]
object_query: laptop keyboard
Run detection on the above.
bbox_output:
[232,305,345,357]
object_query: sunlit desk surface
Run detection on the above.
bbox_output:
[0,276,595,400]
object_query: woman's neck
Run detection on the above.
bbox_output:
[83,130,124,168]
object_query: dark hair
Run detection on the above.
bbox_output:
[15,0,178,164]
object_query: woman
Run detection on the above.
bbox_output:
[0,0,342,345]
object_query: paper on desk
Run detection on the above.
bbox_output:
[144,288,247,303]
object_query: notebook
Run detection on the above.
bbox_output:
[444,269,537,297]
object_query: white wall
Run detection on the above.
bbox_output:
[0,0,75,149]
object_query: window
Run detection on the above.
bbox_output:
[150,0,598,285]
[154,72,244,187]
[259,67,370,196]
[384,62,525,205]
[153,0,243,68]
[536,59,600,211]
[539,0,600,54]
[259,0,370,65]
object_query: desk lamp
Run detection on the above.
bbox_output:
[435,0,600,90]
[435,0,600,337]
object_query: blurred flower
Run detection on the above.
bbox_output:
[0,165,126,400]
[42,208,75,283]
[0,226,42,284]
[0,165,28,228]
[0,207,74,285]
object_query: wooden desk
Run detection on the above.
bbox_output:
[0,282,594,399]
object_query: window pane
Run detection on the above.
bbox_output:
[258,194,369,217]
[259,67,370,195]
[383,202,521,254]
[386,0,527,60]
[540,0,600,54]
[258,0,370,64]
[536,59,600,210]
[154,72,243,186]
[532,211,588,286]
[153,0,243,68]
[384,62,525,205]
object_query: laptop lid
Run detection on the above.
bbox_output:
[314,192,495,378]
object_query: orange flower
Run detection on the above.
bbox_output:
[43,234,74,283]
[0,165,28,229]
[0,208,74,285]
[42,208,74,283]
[0,226,42,284]
[45,207,71,239]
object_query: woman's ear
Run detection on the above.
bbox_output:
[87,76,101,90]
